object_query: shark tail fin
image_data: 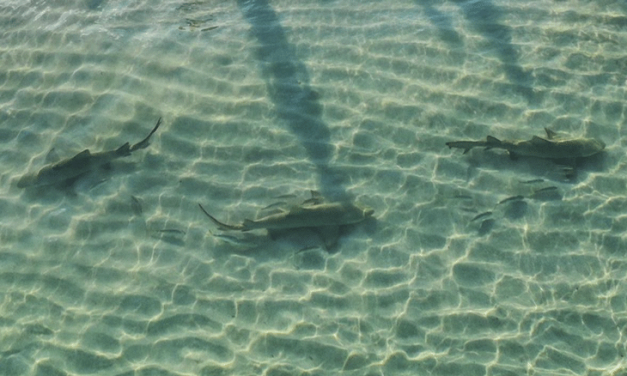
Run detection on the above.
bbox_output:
[198,204,243,231]
[485,136,501,151]
[116,142,132,156]
[130,117,162,152]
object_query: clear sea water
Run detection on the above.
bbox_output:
[1,0,626,375]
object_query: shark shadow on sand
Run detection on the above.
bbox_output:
[417,0,536,104]
[17,117,162,192]
[237,0,349,202]
[199,191,375,251]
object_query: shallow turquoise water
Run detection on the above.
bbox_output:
[1,0,626,375]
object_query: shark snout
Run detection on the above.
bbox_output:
[16,174,37,188]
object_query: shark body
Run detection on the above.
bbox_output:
[17,118,162,189]
[446,128,605,160]
[199,200,374,232]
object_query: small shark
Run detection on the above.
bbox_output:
[198,192,374,250]
[17,118,162,189]
[446,128,605,160]
[198,200,374,232]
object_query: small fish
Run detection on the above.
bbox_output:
[521,179,545,184]
[155,229,186,235]
[537,186,558,193]
[471,211,492,222]
[209,231,258,248]
[149,226,185,246]
[498,195,524,205]
[130,195,143,215]
[530,186,562,201]
[478,219,495,236]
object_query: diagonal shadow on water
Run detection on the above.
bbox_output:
[237,0,350,201]
[419,0,539,105]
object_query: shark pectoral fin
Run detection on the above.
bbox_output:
[315,226,340,251]
[462,148,471,154]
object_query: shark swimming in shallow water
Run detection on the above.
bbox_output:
[199,192,374,249]
[199,200,374,231]
[446,128,605,160]
[17,118,162,189]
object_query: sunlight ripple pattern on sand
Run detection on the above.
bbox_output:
[1,0,627,375]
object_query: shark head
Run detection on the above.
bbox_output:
[17,166,59,188]
[16,173,38,188]
[339,203,374,224]
[582,139,605,156]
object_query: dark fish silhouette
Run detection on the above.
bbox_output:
[18,118,161,189]
[199,200,374,232]
[446,128,604,160]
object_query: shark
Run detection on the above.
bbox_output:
[198,193,374,249]
[198,200,374,231]
[17,118,162,189]
[446,128,605,160]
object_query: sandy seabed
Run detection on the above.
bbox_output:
[1,0,627,375]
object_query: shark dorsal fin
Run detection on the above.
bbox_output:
[304,190,324,205]
[73,149,91,158]
[485,136,501,151]
[544,128,558,140]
